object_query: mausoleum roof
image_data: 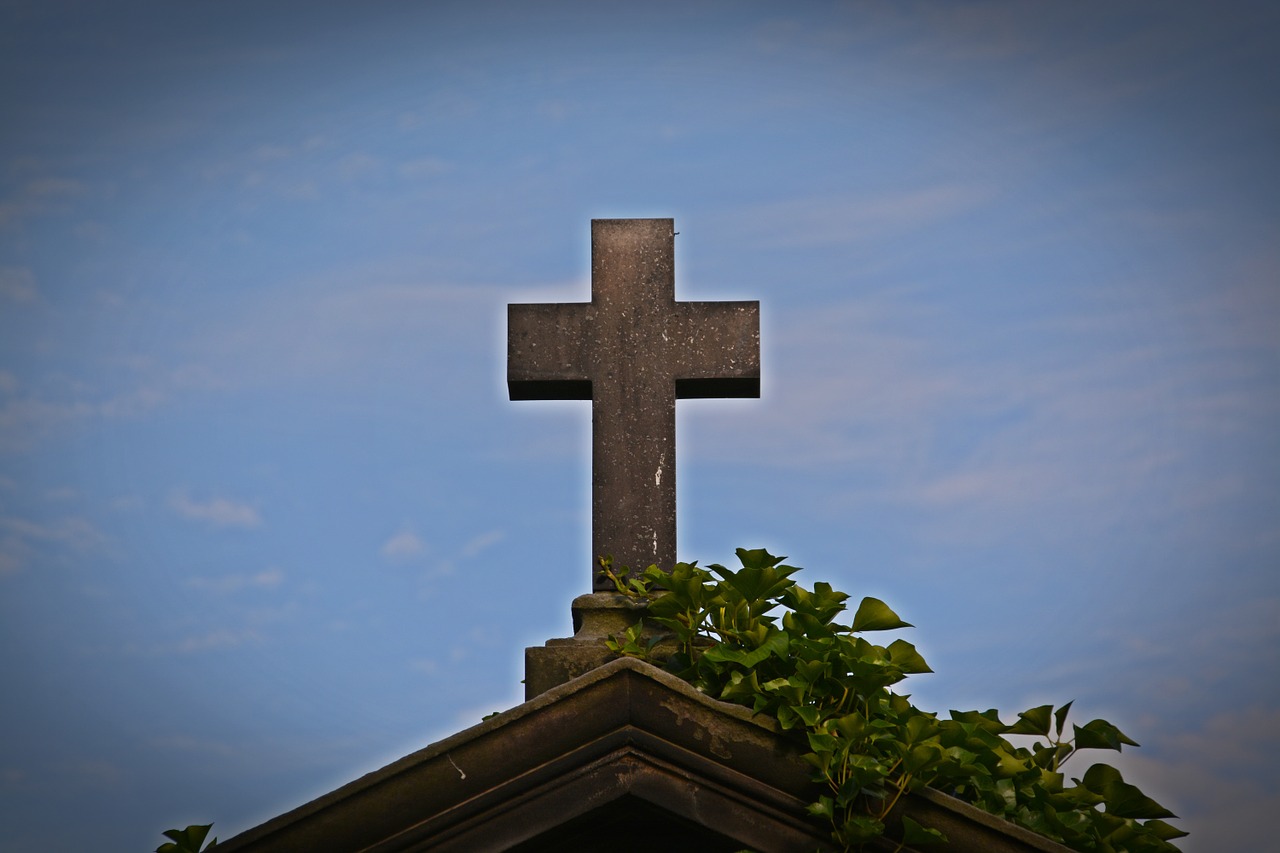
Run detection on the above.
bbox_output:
[216,657,1072,853]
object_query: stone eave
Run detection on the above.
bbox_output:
[216,657,1074,853]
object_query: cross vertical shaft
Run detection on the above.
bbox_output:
[508,219,759,589]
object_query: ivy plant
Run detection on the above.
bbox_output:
[602,548,1186,853]
[156,823,217,853]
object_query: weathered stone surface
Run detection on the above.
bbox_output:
[508,218,759,589]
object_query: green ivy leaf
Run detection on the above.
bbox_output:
[157,824,215,853]
[1109,784,1178,820]
[949,708,1007,734]
[702,630,789,669]
[831,712,871,743]
[887,638,933,673]
[851,597,913,632]
[1037,768,1065,794]
[842,815,886,844]
[1081,763,1177,819]
[904,713,940,745]
[807,730,839,753]
[806,794,835,819]
[905,742,944,774]
[1054,700,1074,738]
[718,669,762,704]
[1008,704,1053,736]
[994,747,1031,777]
[715,560,800,607]
[1074,719,1140,751]
[901,815,948,847]
[734,547,787,570]
[791,704,823,727]
[1144,819,1191,841]
[801,750,830,773]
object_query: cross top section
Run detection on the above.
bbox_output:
[508,219,760,589]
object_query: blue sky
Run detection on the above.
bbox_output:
[1,2,1277,850]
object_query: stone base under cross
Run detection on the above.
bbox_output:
[523,592,673,700]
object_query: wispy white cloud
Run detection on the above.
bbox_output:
[5,252,497,456]
[42,487,77,501]
[378,527,509,588]
[95,386,167,418]
[150,734,241,758]
[0,176,87,227]
[252,144,292,161]
[122,617,275,655]
[399,156,452,179]
[408,658,438,675]
[173,628,262,654]
[1104,705,1280,850]
[203,133,384,202]
[0,266,38,303]
[687,237,1280,548]
[202,135,326,184]
[69,760,125,788]
[335,152,381,181]
[880,1,1246,137]
[187,568,284,594]
[181,277,494,393]
[108,495,143,512]
[169,493,262,529]
[380,529,426,561]
[0,370,213,450]
[0,515,108,575]
[711,185,991,250]
[686,295,960,469]
[460,529,505,558]
[4,515,103,556]
[0,398,94,451]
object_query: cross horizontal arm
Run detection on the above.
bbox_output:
[508,302,592,400]
[671,301,760,399]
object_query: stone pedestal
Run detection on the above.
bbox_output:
[524,592,669,700]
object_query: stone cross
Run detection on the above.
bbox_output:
[508,218,759,589]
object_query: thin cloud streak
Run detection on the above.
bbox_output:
[170,493,263,529]
[709,185,993,250]
[187,568,284,595]
[380,530,426,561]
[686,269,1276,549]
[180,279,496,393]
[0,515,109,575]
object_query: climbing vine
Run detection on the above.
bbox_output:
[602,548,1186,852]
